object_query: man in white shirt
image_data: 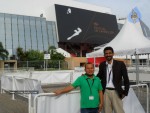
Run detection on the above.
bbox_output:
[97,46,130,113]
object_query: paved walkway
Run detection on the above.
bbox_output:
[0,79,28,113]
[0,83,71,113]
[0,93,28,113]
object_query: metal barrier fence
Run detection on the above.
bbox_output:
[130,84,149,113]
[32,84,149,113]
[17,60,68,70]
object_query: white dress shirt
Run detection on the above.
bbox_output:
[106,60,115,88]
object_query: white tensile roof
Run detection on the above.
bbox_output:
[86,19,150,58]
[56,48,71,57]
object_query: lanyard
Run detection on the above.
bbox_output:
[107,65,112,83]
[86,78,94,95]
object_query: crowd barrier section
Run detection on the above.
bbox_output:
[31,71,74,84]
[33,91,80,113]
[32,84,149,113]
[4,71,31,78]
[1,70,74,85]
[1,75,43,113]
[2,69,99,85]
[1,70,149,113]
[1,75,13,91]
[1,75,43,99]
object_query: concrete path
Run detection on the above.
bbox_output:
[0,93,28,113]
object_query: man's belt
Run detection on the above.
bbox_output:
[106,87,115,90]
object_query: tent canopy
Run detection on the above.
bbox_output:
[86,19,150,58]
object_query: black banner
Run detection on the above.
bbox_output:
[55,4,119,45]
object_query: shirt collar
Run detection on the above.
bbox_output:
[106,59,113,67]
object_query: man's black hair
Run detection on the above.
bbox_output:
[103,46,114,54]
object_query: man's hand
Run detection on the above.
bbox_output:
[121,94,125,99]
[53,90,62,96]
[53,85,74,96]
[98,103,103,112]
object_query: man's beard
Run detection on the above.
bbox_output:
[106,56,113,61]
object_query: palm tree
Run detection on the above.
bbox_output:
[0,42,9,60]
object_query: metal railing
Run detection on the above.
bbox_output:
[17,60,68,70]
[32,84,149,113]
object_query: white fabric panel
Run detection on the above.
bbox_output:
[45,72,71,84]
[14,77,43,92]
[31,71,73,84]
[36,92,80,113]
[3,71,73,85]
[123,88,145,113]
[3,70,100,85]
[86,19,150,57]
[14,77,25,90]
[35,88,145,113]
[1,75,43,93]
[4,71,30,78]
[31,71,52,82]
[1,76,13,90]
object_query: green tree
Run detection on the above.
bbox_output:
[0,42,9,60]
[17,47,44,61]
[27,50,44,61]
[16,47,27,61]
[51,52,65,60]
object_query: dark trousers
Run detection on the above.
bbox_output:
[81,108,99,113]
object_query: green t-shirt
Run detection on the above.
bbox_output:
[72,74,103,108]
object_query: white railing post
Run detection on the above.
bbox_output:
[28,93,32,113]
[12,75,15,100]
[146,84,149,113]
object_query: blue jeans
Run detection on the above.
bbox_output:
[81,108,99,113]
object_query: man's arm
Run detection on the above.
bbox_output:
[53,85,74,96]
[98,90,104,112]
[97,63,103,78]
[121,62,130,96]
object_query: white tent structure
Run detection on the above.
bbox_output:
[86,15,150,84]
[56,48,71,57]
[86,19,150,58]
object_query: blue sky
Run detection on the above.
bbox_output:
[75,0,150,28]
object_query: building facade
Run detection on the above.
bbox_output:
[0,13,58,56]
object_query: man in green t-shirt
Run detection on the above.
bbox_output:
[54,63,104,113]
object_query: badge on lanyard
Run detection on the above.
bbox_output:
[86,77,95,101]
[89,96,94,100]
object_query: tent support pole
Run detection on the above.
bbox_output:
[125,55,128,66]
[147,54,149,67]
[130,55,132,67]
[94,57,96,68]
[135,54,139,84]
